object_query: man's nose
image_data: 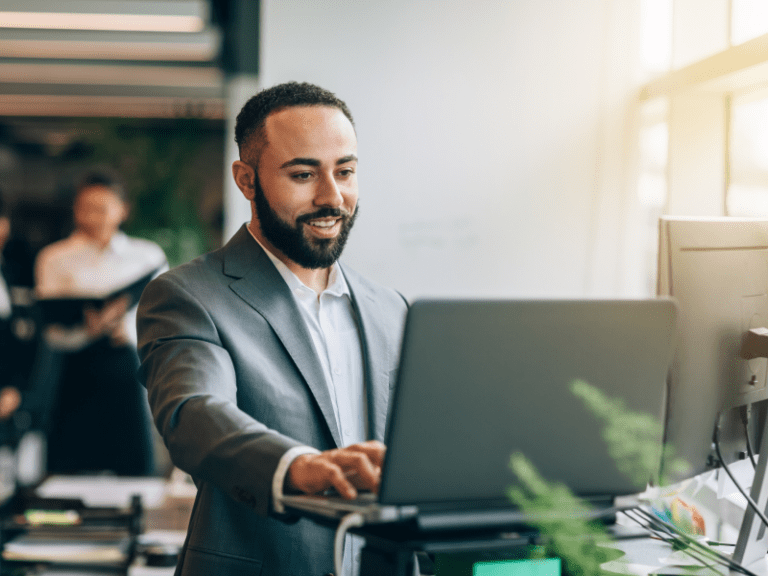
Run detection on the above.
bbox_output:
[315,173,344,207]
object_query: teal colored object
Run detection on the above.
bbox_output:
[473,557,561,576]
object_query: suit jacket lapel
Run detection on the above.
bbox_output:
[344,266,392,443]
[223,227,343,447]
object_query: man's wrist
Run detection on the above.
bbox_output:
[271,446,321,514]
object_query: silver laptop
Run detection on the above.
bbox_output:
[281,298,678,530]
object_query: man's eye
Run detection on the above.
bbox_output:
[292,172,313,180]
[338,168,355,177]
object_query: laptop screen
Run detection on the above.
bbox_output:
[379,299,677,507]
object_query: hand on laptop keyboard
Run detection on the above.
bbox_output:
[286,440,385,499]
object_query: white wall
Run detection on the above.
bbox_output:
[227,0,642,300]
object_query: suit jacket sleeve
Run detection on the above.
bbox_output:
[137,272,303,517]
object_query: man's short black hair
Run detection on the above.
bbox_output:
[234,81,355,163]
[76,170,127,202]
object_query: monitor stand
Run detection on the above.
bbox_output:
[733,413,768,567]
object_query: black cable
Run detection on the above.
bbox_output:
[625,511,710,560]
[638,508,756,576]
[627,507,757,576]
[742,407,758,469]
[623,509,723,574]
[623,510,693,551]
[623,511,707,559]
[713,419,768,531]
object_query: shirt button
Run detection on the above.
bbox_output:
[344,430,351,437]
[334,367,341,375]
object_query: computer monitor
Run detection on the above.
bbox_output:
[657,216,768,481]
[657,216,768,565]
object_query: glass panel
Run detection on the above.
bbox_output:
[672,0,729,69]
[732,0,768,46]
[637,100,669,210]
[639,122,669,186]
[638,98,669,296]
[729,95,768,216]
[640,0,673,78]
[638,172,667,207]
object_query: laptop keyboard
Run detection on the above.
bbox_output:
[321,491,378,505]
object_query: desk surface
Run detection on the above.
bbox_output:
[0,475,194,576]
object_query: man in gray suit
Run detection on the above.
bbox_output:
[137,82,408,575]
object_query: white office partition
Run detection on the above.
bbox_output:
[251,0,643,300]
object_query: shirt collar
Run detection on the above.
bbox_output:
[247,226,350,297]
[71,230,129,254]
[109,231,130,253]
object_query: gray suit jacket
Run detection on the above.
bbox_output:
[137,225,408,576]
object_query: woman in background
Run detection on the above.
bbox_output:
[35,171,167,476]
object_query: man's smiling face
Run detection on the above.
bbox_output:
[249,105,359,269]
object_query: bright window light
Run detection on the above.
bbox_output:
[638,173,668,208]
[728,94,768,216]
[0,12,203,32]
[732,0,768,46]
[727,184,768,216]
[639,122,669,171]
[640,0,672,76]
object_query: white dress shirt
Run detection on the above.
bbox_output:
[35,230,167,350]
[250,232,366,576]
[271,255,367,445]
[0,260,11,320]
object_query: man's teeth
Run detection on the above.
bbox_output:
[309,220,337,228]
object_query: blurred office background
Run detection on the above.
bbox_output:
[1,0,767,300]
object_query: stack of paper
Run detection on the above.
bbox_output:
[3,532,131,565]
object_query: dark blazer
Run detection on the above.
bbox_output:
[137,225,408,576]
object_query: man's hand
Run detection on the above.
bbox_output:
[109,324,131,347]
[286,440,386,499]
[0,387,21,421]
[83,295,129,338]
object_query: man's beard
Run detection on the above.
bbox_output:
[252,177,358,269]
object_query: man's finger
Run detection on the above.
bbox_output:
[327,466,357,499]
[288,455,356,497]
[308,459,357,498]
[328,451,380,491]
[343,441,386,467]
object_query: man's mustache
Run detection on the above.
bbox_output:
[296,207,353,223]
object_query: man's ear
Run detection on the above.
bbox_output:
[232,161,256,201]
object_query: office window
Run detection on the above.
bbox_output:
[635,0,768,292]
[732,0,768,46]
[728,94,768,216]
[637,98,669,295]
[640,0,673,79]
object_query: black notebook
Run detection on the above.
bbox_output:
[38,268,160,326]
